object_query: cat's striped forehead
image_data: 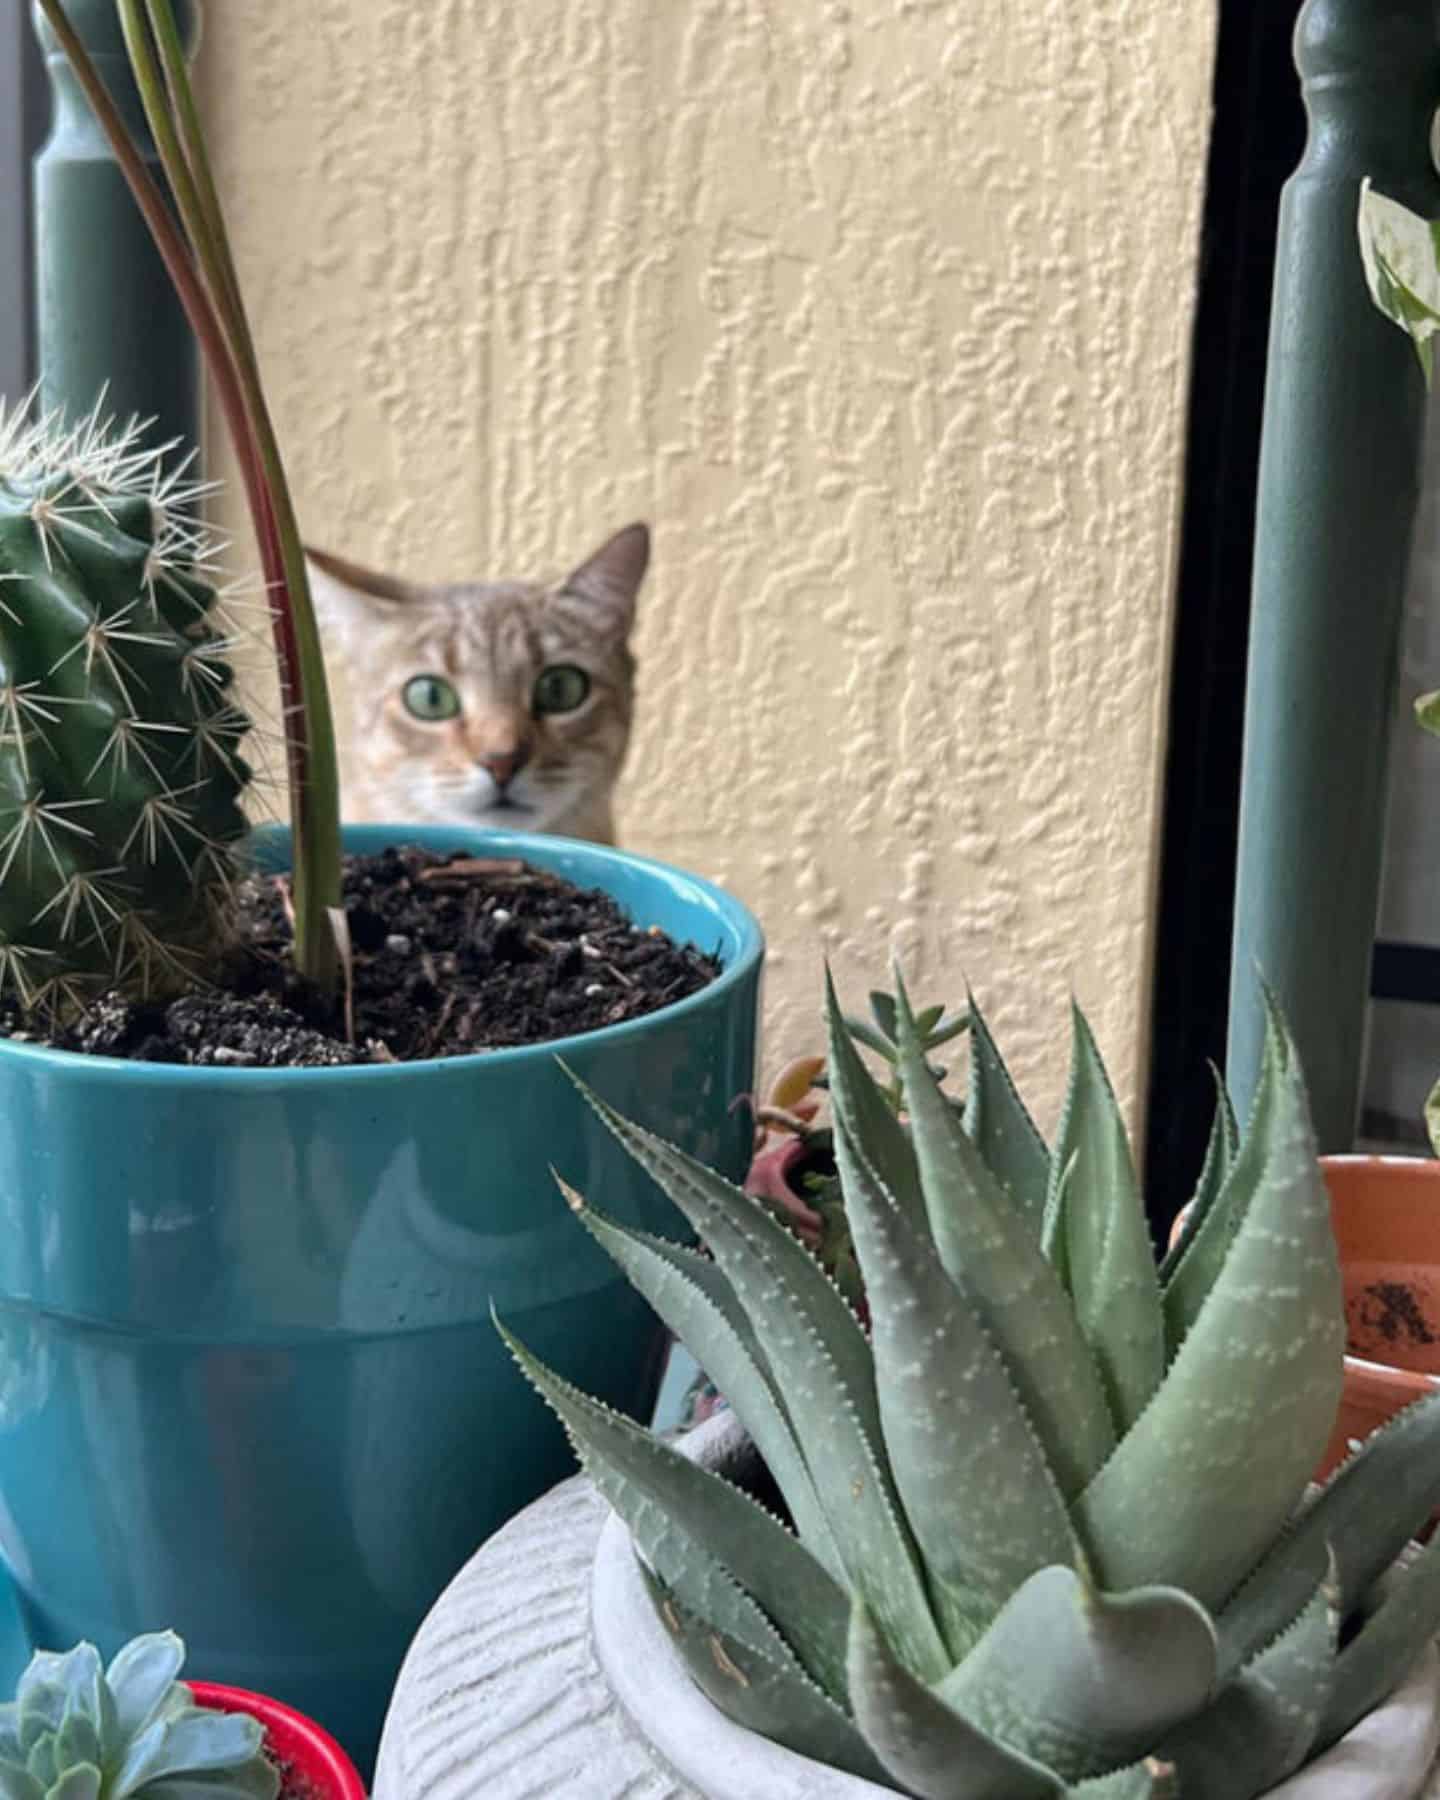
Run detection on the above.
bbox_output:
[389,578,631,674]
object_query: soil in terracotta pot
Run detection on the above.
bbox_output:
[1347,1270,1440,1365]
[0,846,720,1066]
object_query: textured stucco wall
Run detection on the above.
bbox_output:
[202,1,1217,1129]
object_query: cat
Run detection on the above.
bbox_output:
[304,524,648,845]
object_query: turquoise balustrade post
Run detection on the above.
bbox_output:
[1226,0,1440,1146]
[30,0,198,454]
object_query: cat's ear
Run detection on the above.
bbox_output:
[561,523,649,637]
[304,546,427,623]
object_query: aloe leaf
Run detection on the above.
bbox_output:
[825,972,927,1231]
[934,1564,1218,1783]
[890,976,1113,1498]
[1319,1525,1440,1751]
[846,1602,1063,1799]
[1158,1069,1238,1283]
[500,1318,852,1702]
[559,1181,843,1580]
[834,1116,1076,1652]
[637,1562,890,1785]
[1041,1005,1164,1432]
[1162,1569,1336,1799]
[1217,1390,1440,1673]
[1071,1764,1178,1800]
[1163,1002,1286,1350]
[1077,1041,1343,1610]
[964,991,1050,1233]
[576,1080,950,1680]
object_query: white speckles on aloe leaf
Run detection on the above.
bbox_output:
[833,1114,1075,1655]
[1043,1005,1164,1434]
[934,1564,1218,1784]
[500,1319,851,1701]
[561,1187,843,1580]
[963,990,1050,1236]
[578,1084,949,1680]
[845,1602,1062,1800]
[888,974,1113,1501]
[1217,1389,1440,1676]
[1076,1038,1343,1609]
[1158,1572,1335,1800]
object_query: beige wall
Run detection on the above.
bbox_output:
[203,1,1217,1131]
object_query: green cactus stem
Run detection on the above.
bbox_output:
[0,401,250,1015]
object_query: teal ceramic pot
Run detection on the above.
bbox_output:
[0,825,762,1773]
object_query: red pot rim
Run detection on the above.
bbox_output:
[186,1683,367,1800]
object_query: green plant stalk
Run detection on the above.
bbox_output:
[35,0,342,993]
[133,0,341,986]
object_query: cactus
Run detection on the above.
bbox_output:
[0,402,251,1017]
[37,0,343,994]
[0,1631,278,1800]
[503,980,1440,1798]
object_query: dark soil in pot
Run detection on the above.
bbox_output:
[1,846,720,1066]
[266,1750,328,1800]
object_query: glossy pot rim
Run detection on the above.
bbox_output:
[187,1681,367,1800]
[0,822,764,1087]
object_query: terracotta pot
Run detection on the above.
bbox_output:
[1169,1156,1440,1480]
[1318,1157,1440,1479]
[189,1681,367,1800]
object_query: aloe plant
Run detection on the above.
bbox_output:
[0,1631,278,1800]
[30,0,342,1000]
[503,980,1440,1798]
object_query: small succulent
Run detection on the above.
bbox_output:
[504,978,1440,1798]
[749,990,969,1308]
[0,1632,278,1800]
[0,402,253,1018]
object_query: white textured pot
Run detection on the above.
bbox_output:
[375,1414,1440,1800]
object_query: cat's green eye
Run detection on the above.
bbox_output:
[533,664,591,715]
[402,674,461,722]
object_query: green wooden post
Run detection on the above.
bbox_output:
[30,0,198,453]
[1226,0,1440,1147]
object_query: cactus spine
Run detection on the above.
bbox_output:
[0,401,251,1016]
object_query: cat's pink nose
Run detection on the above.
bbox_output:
[478,745,530,789]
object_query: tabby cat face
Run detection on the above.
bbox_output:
[306,525,647,844]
